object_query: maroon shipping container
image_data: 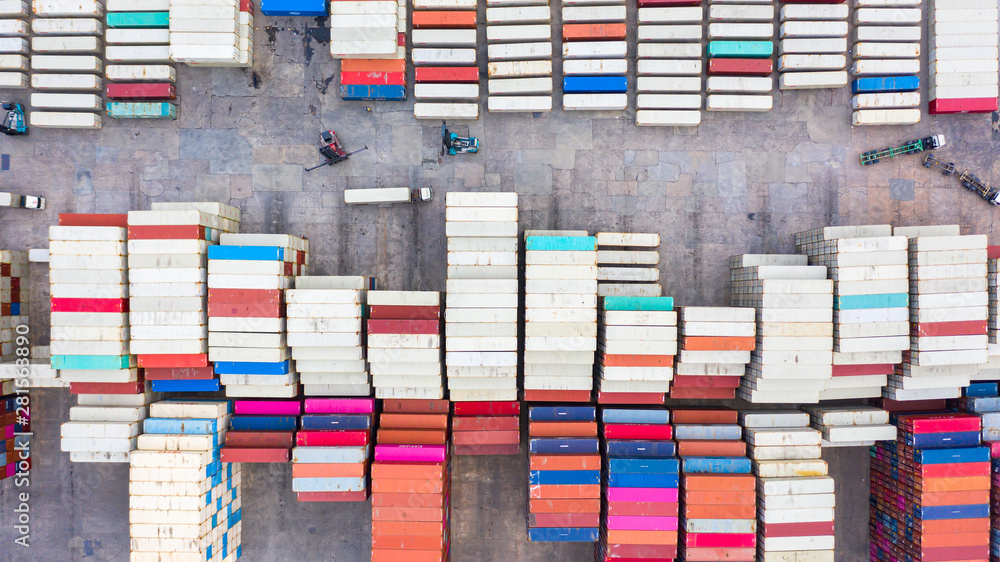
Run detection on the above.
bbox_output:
[709,58,773,76]
[106,83,176,100]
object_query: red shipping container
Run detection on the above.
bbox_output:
[367,319,439,335]
[414,67,479,84]
[51,297,127,313]
[143,366,214,380]
[452,401,519,416]
[452,430,519,446]
[208,288,282,303]
[106,83,176,100]
[69,381,143,395]
[989,245,1000,259]
[296,431,369,447]
[226,431,295,448]
[297,491,368,502]
[596,391,665,404]
[709,58,773,76]
[671,408,738,424]
[606,501,678,517]
[452,416,519,432]
[368,305,440,320]
[686,533,756,548]
[670,375,741,388]
[220,447,290,463]
[340,71,406,86]
[58,213,127,227]
[911,320,987,337]
[528,513,601,527]
[603,424,672,440]
[898,413,980,433]
[761,521,834,538]
[832,363,895,377]
[128,224,207,240]
[137,354,208,368]
[677,440,745,457]
[929,97,998,114]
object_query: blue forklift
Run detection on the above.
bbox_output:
[1,102,26,135]
[441,122,478,155]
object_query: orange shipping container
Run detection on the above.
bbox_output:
[372,463,445,480]
[683,474,755,491]
[919,476,990,493]
[528,498,602,513]
[682,336,756,351]
[529,421,597,437]
[677,440,746,457]
[605,529,677,545]
[371,548,446,562]
[529,455,601,471]
[380,413,449,429]
[562,23,626,41]
[372,492,445,508]
[671,409,738,424]
[372,478,445,494]
[684,503,755,519]
[372,506,446,522]
[683,490,755,505]
[529,484,601,499]
[372,521,445,537]
[341,59,405,73]
[376,429,448,445]
[291,463,365,479]
[412,11,476,28]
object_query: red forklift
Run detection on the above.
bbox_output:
[305,130,367,172]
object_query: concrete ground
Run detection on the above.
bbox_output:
[0,12,998,562]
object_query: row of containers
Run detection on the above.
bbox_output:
[319,0,999,125]
[0,0,254,129]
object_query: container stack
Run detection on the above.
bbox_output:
[127,202,240,394]
[561,0,628,111]
[675,408,756,562]
[672,306,754,400]
[850,1,922,126]
[168,0,253,68]
[48,215,142,463]
[595,296,676,405]
[104,0,177,120]
[777,2,848,90]
[219,399,299,463]
[412,0,478,120]
[891,226,989,401]
[803,405,896,448]
[2,378,27,480]
[730,254,833,404]
[331,0,406,101]
[995,453,1000,562]
[928,0,999,115]
[0,0,28,90]
[444,192,518,405]
[743,413,835,561]
[485,0,553,112]
[1,249,28,362]
[523,232,598,403]
[634,2,703,127]
[28,0,104,129]
[597,407,678,562]
[208,233,308,399]
[371,399,450,562]
[595,232,660,297]
[705,0,775,113]
[451,401,520,455]
[982,247,1000,381]
[870,413,990,562]
[527,405,600,543]
[130,399,241,562]
[292,397,373,501]
[286,276,372,397]
[367,291,443,400]
[795,225,910,401]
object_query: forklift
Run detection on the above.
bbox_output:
[441,122,478,155]
[0,102,26,136]
[305,130,367,172]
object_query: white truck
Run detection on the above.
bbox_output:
[344,187,432,205]
[0,191,44,210]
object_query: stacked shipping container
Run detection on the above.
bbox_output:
[1,378,27,480]
[0,0,28,89]
[444,192,519,404]
[676,408,755,562]
[595,296,675,404]
[805,405,896,448]
[850,0,922,125]
[561,0,628,111]
[220,399,299,463]
[795,225,909,401]
[367,291,443,399]
[371,399,450,562]
[597,407,677,561]
[1,249,27,362]
[105,0,177,120]
[595,232,660,297]
[332,0,406,101]
[292,397,372,500]
[451,401,520,455]
[745,415,834,560]
[413,0,478,119]
[286,276,371,397]
[672,306,754,400]
[208,233,307,398]
[127,202,240,393]
[928,0,999,115]
[168,0,253,67]
[870,413,990,562]
[28,0,103,129]
[705,0,774,112]
[527,405,600,542]
[130,399,241,561]
[890,226,988,400]
[635,2,703,127]
[485,0,553,112]
[524,233,598,402]
[777,2,848,91]
[730,254,833,403]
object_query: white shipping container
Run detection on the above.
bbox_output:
[854,42,920,59]
[780,21,848,39]
[563,93,628,111]
[488,42,552,61]
[0,71,26,87]
[487,95,552,112]
[105,45,171,62]
[105,29,170,45]
[779,71,848,90]
[562,41,626,59]
[850,92,921,109]
[32,0,103,17]
[708,23,775,40]
[414,83,479,100]
[488,77,553,95]
[636,6,702,24]
[31,92,101,110]
[106,64,176,82]
[488,60,551,78]
[412,48,476,66]
[0,37,27,53]
[706,76,772,93]
[854,25,920,43]
[32,35,101,53]
[0,53,26,70]
[779,38,847,55]
[486,24,551,43]
[413,103,480,120]
[636,43,701,59]
[854,8,921,25]
[0,19,27,36]
[636,59,701,76]
[851,109,921,126]
[637,24,702,42]
[561,5,626,23]
[31,54,102,72]
[31,18,103,36]
[636,76,701,93]
[780,4,848,20]
[851,59,921,76]
[411,29,476,47]
[563,59,627,76]
[486,6,551,23]
[707,94,773,112]
[778,54,846,71]
[709,4,774,21]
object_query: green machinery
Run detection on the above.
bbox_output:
[859,134,945,166]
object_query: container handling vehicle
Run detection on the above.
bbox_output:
[922,154,956,176]
[859,134,945,166]
[0,102,26,136]
[441,122,478,155]
[306,130,368,172]
[0,191,44,210]
[959,171,1000,206]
